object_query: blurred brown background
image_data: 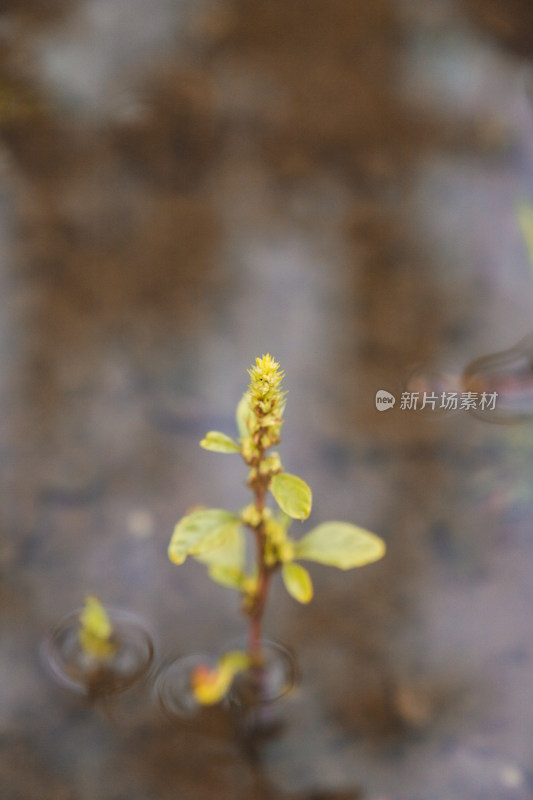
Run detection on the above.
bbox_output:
[1,1,533,798]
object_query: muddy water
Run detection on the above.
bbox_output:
[1,1,533,798]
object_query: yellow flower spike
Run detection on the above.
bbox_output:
[244,355,287,456]
[248,353,284,391]
[78,596,117,660]
[248,355,286,409]
[191,651,250,705]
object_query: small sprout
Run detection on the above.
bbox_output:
[191,651,250,706]
[168,355,386,684]
[78,596,116,660]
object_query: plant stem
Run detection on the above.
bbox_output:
[246,444,275,670]
[248,562,271,666]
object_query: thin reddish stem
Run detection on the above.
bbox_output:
[245,443,275,668]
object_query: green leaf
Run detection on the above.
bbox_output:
[294,522,385,570]
[276,510,293,532]
[271,473,312,520]
[168,509,240,565]
[195,520,245,589]
[282,562,313,603]
[200,431,241,453]
[207,566,245,589]
[236,392,252,439]
[196,523,244,569]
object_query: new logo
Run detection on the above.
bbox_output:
[375,390,396,411]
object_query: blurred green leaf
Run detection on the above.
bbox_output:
[276,510,293,531]
[271,473,312,520]
[294,522,385,570]
[236,392,252,439]
[207,566,245,589]
[168,509,240,565]
[196,522,244,568]
[200,431,241,453]
[282,562,313,603]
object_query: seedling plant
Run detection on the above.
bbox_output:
[168,355,386,706]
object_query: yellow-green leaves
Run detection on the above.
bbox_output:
[169,509,247,591]
[195,522,244,568]
[191,650,250,705]
[195,523,245,588]
[236,392,252,439]
[294,522,385,570]
[282,562,313,603]
[271,473,312,520]
[204,566,245,589]
[78,596,116,660]
[168,509,240,565]
[200,431,241,453]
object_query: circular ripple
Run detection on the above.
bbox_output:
[463,333,533,423]
[223,638,299,707]
[41,607,154,697]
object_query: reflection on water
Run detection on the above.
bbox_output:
[401,332,533,424]
[463,333,533,422]
[155,639,298,729]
